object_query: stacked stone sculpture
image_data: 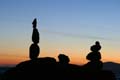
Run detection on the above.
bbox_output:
[86,41,103,71]
[29,18,40,60]
[87,41,101,61]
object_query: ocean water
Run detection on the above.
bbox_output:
[0,67,11,74]
[115,72,120,80]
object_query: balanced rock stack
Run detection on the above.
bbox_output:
[86,41,103,71]
[29,18,40,60]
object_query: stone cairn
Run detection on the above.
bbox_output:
[29,18,40,60]
[86,41,103,71]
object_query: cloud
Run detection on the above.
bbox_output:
[40,29,109,40]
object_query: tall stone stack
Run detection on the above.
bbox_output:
[29,18,40,60]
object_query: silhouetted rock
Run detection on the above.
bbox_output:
[32,18,37,29]
[58,54,70,65]
[2,58,116,80]
[2,19,116,80]
[32,18,39,44]
[84,41,103,71]
[32,28,39,44]
[87,41,101,61]
[29,43,40,60]
[2,57,57,80]
[86,51,101,61]
[29,18,40,60]
[84,61,103,72]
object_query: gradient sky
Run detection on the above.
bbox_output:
[0,0,120,66]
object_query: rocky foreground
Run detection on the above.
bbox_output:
[1,57,116,80]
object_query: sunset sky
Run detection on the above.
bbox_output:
[0,0,120,66]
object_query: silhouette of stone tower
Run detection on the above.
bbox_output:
[29,18,40,60]
[85,41,103,71]
[87,41,101,61]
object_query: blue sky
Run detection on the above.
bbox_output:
[0,0,120,65]
[1,0,120,39]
